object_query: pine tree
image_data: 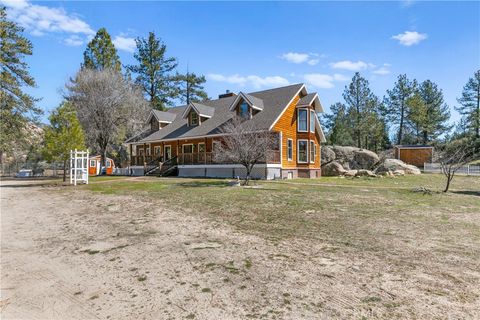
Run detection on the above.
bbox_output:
[176,71,208,104]
[456,70,480,138]
[82,28,121,72]
[406,92,428,144]
[127,32,178,110]
[383,74,416,145]
[0,7,41,157]
[415,80,452,144]
[323,102,354,146]
[42,102,86,181]
[342,72,378,148]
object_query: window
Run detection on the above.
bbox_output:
[138,148,144,156]
[190,112,198,126]
[154,146,161,155]
[297,109,308,132]
[287,139,293,161]
[297,140,308,163]
[310,110,316,133]
[198,143,205,153]
[182,144,193,154]
[310,141,315,163]
[164,145,171,160]
[106,160,112,168]
[239,102,250,119]
[90,160,95,167]
[146,147,151,156]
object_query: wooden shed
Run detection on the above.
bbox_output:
[394,145,433,167]
[88,155,115,176]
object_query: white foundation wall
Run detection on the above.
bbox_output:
[178,165,281,180]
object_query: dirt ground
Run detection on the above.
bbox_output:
[1,178,479,319]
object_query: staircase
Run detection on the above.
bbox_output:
[144,156,178,177]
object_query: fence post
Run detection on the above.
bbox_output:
[467,164,470,175]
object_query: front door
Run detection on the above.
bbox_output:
[164,145,172,161]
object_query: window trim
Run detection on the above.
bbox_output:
[198,142,206,153]
[297,108,308,132]
[189,112,199,126]
[164,145,172,160]
[107,160,112,168]
[310,140,315,163]
[182,143,194,154]
[310,110,316,133]
[287,138,293,161]
[90,160,96,167]
[153,146,161,156]
[297,139,308,163]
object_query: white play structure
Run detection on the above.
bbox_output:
[70,149,89,185]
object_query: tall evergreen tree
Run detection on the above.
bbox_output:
[417,80,451,144]
[382,74,416,145]
[0,7,41,157]
[127,32,178,110]
[82,28,121,72]
[456,70,480,138]
[342,72,378,148]
[406,92,428,144]
[176,71,208,104]
[323,102,354,146]
[42,102,86,181]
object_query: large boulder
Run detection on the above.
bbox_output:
[355,169,377,177]
[321,161,346,176]
[321,146,336,164]
[323,146,379,170]
[375,158,421,175]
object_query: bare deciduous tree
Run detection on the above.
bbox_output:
[436,139,476,192]
[66,68,148,169]
[213,117,277,185]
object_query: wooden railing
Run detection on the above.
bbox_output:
[131,155,164,166]
[177,150,280,165]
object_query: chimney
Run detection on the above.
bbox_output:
[218,90,235,99]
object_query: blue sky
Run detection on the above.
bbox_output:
[2,0,479,127]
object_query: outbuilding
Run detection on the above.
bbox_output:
[393,145,433,167]
[88,155,115,175]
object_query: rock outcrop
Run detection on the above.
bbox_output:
[321,145,421,177]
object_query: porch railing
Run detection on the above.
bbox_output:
[177,150,280,165]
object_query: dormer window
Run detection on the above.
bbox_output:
[239,102,250,119]
[189,112,199,126]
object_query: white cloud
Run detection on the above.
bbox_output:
[207,74,289,89]
[303,73,349,89]
[113,35,136,53]
[281,52,322,66]
[373,63,391,75]
[64,35,84,47]
[392,31,428,46]
[1,0,95,37]
[329,60,374,71]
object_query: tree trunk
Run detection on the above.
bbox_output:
[443,174,453,192]
[398,105,404,145]
[422,131,428,144]
[63,159,67,182]
[476,85,479,138]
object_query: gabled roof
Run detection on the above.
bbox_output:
[182,102,215,119]
[229,92,264,111]
[133,83,318,143]
[296,92,323,113]
[147,109,176,124]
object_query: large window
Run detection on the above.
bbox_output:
[298,140,308,163]
[239,102,250,119]
[297,109,308,132]
[310,141,315,163]
[154,146,161,156]
[190,112,198,126]
[198,143,205,153]
[287,139,293,161]
[310,110,316,133]
[182,144,193,154]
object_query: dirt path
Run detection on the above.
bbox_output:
[1,179,479,319]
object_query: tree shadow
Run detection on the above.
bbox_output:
[451,190,480,197]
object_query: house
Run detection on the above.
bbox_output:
[394,145,433,167]
[126,83,326,179]
[88,155,115,175]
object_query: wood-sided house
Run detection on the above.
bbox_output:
[126,83,326,179]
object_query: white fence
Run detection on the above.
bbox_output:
[424,163,480,176]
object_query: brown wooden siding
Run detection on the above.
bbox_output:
[395,147,433,167]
